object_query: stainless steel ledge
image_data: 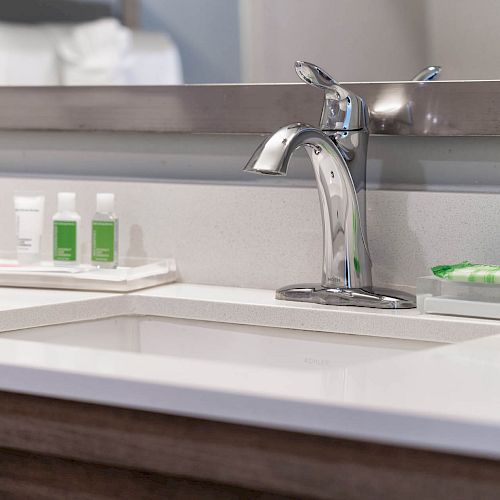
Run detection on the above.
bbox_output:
[0,81,499,136]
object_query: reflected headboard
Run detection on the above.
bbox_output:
[0,0,140,28]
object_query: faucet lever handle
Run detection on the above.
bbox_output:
[295,60,368,132]
[295,61,340,91]
[411,65,442,82]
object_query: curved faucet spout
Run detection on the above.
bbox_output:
[244,123,372,289]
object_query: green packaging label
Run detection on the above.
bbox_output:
[53,220,77,261]
[92,221,115,262]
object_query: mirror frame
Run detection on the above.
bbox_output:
[0,81,498,136]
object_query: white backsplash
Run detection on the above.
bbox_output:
[0,177,497,291]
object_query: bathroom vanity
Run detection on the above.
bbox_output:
[0,0,500,498]
[0,36,499,499]
[0,285,497,499]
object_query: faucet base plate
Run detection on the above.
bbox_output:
[276,284,416,309]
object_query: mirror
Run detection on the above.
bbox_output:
[0,0,496,86]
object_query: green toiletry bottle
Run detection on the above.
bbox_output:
[53,192,80,266]
[91,193,119,269]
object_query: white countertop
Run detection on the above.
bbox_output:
[4,283,494,342]
[0,283,499,460]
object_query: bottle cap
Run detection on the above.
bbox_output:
[57,192,76,212]
[96,193,115,213]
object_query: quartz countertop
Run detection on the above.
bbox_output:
[1,283,495,342]
[0,283,498,460]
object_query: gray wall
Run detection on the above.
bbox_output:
[0,134,498,291]
[240,0,500,82]
[140,0,241,83]
[240,0,428,83]
[425,0,500,80]
[1,132,500,194]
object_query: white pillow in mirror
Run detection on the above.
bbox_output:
[56,18,132,86]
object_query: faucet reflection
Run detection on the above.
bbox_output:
[244,61,415,309]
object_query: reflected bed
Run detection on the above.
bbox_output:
[0,0,183,85]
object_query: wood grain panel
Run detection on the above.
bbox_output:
[0,390,500,499]
[0,448,286,500]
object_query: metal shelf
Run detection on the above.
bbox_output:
[0,81,498,136]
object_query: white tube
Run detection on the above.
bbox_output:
[14,193,45,265]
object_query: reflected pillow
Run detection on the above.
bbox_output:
[0,18,182,86]
[57,18,132,86]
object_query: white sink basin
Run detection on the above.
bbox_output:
[0,316,440,370]
[3,315,480,460]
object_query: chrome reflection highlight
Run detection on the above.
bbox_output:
[370,88,413,132]
[370,65,442,133]
[244,62,416,309]
[276,285,416,309]
[412,65,442,82]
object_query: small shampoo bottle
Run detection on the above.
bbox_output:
[53,192,80,266]
[91,193,118,269]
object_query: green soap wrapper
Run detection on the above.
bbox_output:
[432,261,500,284]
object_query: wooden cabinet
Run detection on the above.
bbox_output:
[0,391,498,500]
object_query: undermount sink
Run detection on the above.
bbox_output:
[0,316,441,370]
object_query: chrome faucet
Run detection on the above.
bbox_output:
[244,61,415,309]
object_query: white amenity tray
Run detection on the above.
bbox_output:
[417,275,500,320]
[0,258,176,292]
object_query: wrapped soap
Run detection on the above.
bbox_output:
[432,261,500,284]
